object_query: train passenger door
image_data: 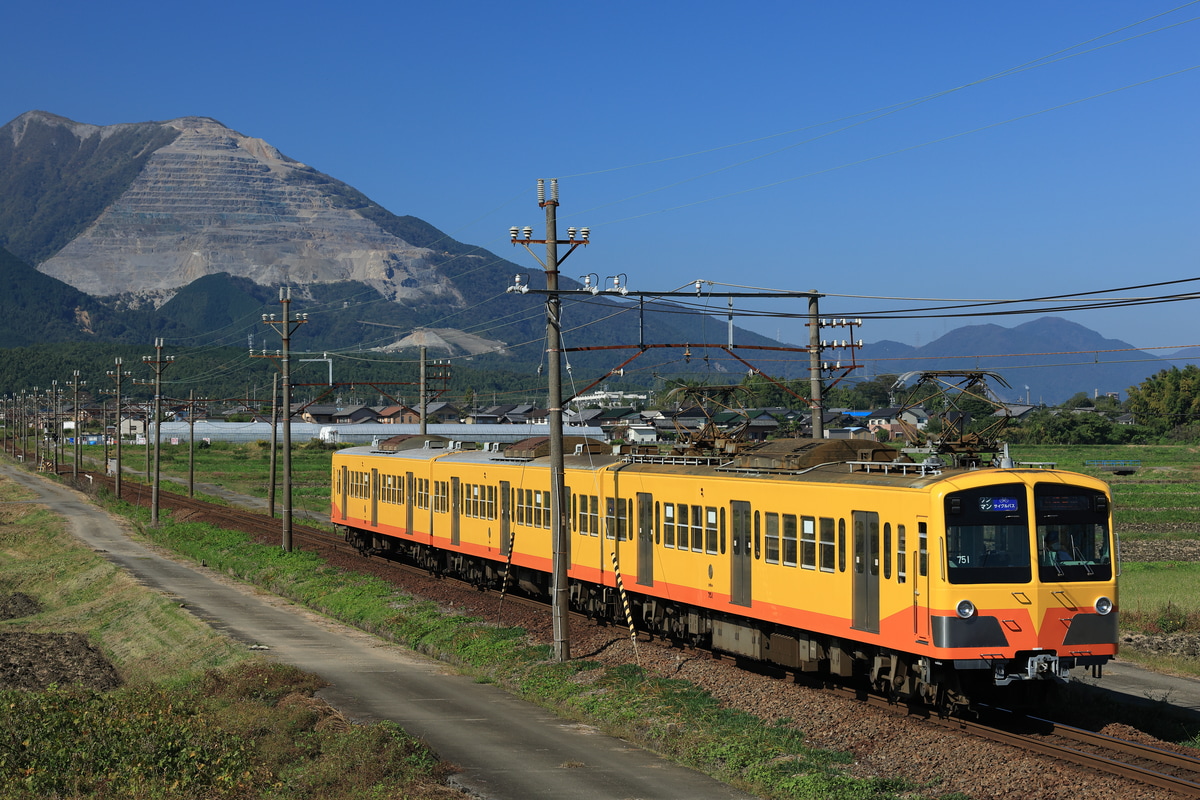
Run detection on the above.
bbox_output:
[339,465,348,521]
[450,476,461,546]
[913,518,931,640]
[370,468,379,528]
[636,492,653,587]
[852,510,880,633]
[500,481,512,556]
[730,501,752,607]
[405,472,414,535]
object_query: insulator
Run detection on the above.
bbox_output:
[580,227,589,240]
[537,180,545,203]
[509,226,519,240]
[567,227,576,239]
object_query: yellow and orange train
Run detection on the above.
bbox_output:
[332,435,1117,706]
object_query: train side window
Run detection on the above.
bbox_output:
[606,498,616,540]
[589,496,599,536]
[883,523,892,579]
[897,524,907,583]
[691,505,704,552]
[838,518,846,572]
[754,511,761,560]
[819,517,835,572]
[705,507,718,555]
[663,503,675,547]
[765,512,780,564]
[918,521,928,577]
[853,515,865,574]
[800,516,816,569]
[619,498,631,541]
[782,514,797,567]
[720,507,726,555]
[572,493,579,533]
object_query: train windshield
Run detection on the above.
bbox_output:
[1035,484,1112,582]
[944,483,1032,584]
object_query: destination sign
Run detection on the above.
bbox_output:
[979,496,1019,512]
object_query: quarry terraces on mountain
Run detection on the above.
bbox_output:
[26,114,458,307]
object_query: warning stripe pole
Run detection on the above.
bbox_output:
[496,530,517,623]
[610,550,640,664]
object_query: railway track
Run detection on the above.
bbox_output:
[31,459,1200,797]
[965,708,1200,797]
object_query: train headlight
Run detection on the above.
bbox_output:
[956,599,976,619]
[1095,596,1114,615]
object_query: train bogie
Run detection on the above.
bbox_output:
[332,436,1118,707]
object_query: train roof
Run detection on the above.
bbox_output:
[335,436,1109,492]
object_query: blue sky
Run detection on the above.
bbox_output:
[4,1,1197,352]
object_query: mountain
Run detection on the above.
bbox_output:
[0,110,800,380]
[0,111,1178,403]
[862,317,1169,405]
[0,244,183,346]
[2,112,452,306]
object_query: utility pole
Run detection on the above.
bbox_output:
[808,295,824,441]
[106,359,131,498]
[142,338,176,525]
[67,370,86,479]
[510,179,590,663]
[256,288,308,552]
[50,380,60,474]
[186,390,201,497]
[268,373,278,518]
[419,346,428,436]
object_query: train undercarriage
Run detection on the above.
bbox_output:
[342,526,1061,713]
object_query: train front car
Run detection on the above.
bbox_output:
[926,468,1117,705]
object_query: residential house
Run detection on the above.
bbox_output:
[332,405,380,424]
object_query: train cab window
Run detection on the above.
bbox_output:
[897,525,907,584]
[819,518,836,572]
[944,484,1032,585]
[1035,484,1113,582]
[800,516,816,570]
[765,513,780,564]
[782,514,797,567]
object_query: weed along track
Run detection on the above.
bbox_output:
[57,465,1200,799]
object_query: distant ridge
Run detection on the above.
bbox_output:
[863,317,1169,404]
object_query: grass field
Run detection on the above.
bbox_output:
[0,471,467,800]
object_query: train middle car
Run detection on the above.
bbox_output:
[332,435,1117,706]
